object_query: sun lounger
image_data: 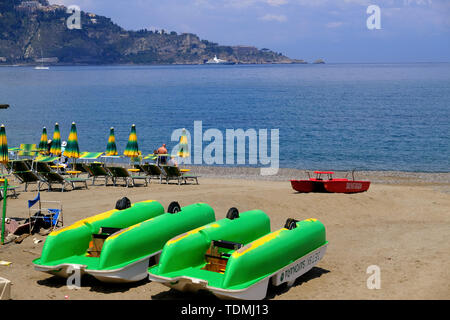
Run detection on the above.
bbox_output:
[162,166,199,185]
[106,166,148,187]
[35,161,54,174]
[18,144,37,158]
[79,152,104,161]
[136,164,163,183]
[83,163,110,185]
[0,179,18,199]
[12,170,42,192]
[32,156,60,172]
[39,171,89,192]
[6,160,30,173]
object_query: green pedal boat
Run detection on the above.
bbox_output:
[148,209,328,299]
[33,199,215,283]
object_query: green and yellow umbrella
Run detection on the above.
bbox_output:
[124,124,141,158]
[1,125,9,244]
[177,128,190,158]
[65,122,80,159]
[106,127,118,156]
[0,124,8,165]
[38,127,48,154]
[50,123,62,156]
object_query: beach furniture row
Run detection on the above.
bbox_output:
[2,160,199,193]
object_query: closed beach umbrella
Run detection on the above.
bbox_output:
[50,123,62,156]
[38,127,48,154]
[65,122,80,160]
[177,128,190,159]
[1,125,8,244]
[106,127,118,156]
[124,124,141,158]
[0,125,8,165]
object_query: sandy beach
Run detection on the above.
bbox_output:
[0,168,449,300]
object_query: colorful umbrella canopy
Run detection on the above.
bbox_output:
[50,123,62,156]
[106,127,118,156]
[0,125,8,165]
[177,128,190,158]
[65,122,80,159]
[124,124,141,158]
[38,127,48,153]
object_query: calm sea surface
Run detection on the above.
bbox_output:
[0,63,449,172]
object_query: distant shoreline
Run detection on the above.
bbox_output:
[2,61,450,68]
[152,165,450,184]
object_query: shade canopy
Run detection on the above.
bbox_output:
[50,123,62,156]
[65,122,80,159]
[106,127,118,156]
[38,127,48,153]
[124,124,141,158]
[0,125,8,164]
[177,128,190,158]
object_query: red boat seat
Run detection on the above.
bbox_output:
[314,171,334,175]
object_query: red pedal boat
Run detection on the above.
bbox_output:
[290,171,370,194]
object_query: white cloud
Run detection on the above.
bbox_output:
[259,14,288,22]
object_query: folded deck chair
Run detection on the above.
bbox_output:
[79,152,104,161]
[12,170,42,192]
[83,163,110,186]
[18,144,38,158]
[162,166,199,185]
[7,160,30,173]
[39,171,89,192]
[106,166,148,187]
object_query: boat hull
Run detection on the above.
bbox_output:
[33,202,216,283]
[35,252,161,283]
[324,180,371,193]
[290,179,370,193]
[149,244,327,300]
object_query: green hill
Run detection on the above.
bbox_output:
[0,0,305,65]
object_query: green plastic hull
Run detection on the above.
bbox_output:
[148,216,328,299]
[34,202,216,283]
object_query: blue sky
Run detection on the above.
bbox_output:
[51,0,450,63]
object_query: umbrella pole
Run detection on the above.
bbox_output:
[1,179,7,245]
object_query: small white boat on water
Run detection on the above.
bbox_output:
[34,49,50,70]
[205,55,235,65]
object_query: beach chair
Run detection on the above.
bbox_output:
[12,170,42,192]
[136,164,163,183]
[69,163,88,175]
[83,163,110,185]
[0,178,19,199]
[162,166,199,185]
[27,193,63,234]
[6,160,30,173]
[35,161,54,174]
[106,166,148,187]
[39,171,89,192]
[32,156,60,172]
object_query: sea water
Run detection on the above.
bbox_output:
[0,63,449,172]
